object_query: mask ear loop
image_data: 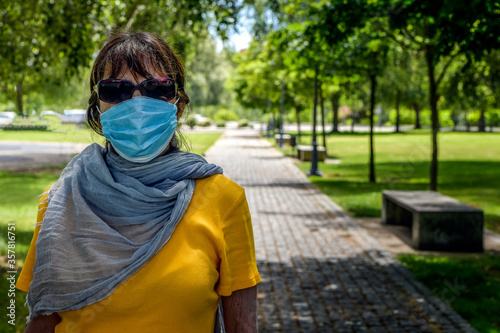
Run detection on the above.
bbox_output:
[174,98,180,106]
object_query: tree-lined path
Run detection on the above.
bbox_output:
[205,129,476,333]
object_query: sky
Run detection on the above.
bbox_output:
[215,29,252,52]
[214,6,254,52]
[231,29,253,52]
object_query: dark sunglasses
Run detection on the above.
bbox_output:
[95,78,178,104]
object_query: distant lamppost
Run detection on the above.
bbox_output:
[308,68,322,177]
[279,81,285,148]
[266,98,272,138]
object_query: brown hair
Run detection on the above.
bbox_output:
[87,32,190,139]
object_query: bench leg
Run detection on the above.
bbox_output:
[382,197,412,227]
[413,212,484,252]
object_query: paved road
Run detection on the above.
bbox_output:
[0,141,88,171]
[205,129,476,333]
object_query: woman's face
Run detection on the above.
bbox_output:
[99,69,181,113]
[98,68,180,157]
[98,69,171,113]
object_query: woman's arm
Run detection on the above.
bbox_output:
[221,286,258,333]
[24,313,61,333]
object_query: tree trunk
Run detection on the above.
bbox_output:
[414,103,421,129]
[16,81,24,116]
[395,89,401,133]
[425,46,439,192]
[331,92,340,133]
[274,110,279,132]
[279,81,285,147]
[369,74,377,183]
[266,99,272,138]
[478,107,486,132]
[319,82,327,155]
[295,107,302,144]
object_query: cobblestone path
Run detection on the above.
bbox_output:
[205,130,476,333]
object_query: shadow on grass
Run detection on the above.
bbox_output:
[287,129,434,137]
[308,160,499,192]
[312,179,428,196]
[397,254,500,333]
[301,160,500,226]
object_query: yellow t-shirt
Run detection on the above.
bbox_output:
[17,174,261,333]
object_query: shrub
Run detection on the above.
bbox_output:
[185,117,197,129]
[489,110,500,126]
[213,109,239,122]
[387,107,416,125]
[438,110,455,127]
[2,124,48,131]
[238,119,249,128]
[198,120,212,127]
[216,121,226,128]
[5,116,50,131]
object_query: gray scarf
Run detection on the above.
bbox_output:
[27,143,223,318]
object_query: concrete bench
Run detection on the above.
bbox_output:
[274,134,292,145]
[296,145,326,161]
[382,190,483,252]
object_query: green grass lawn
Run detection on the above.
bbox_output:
[272,129,500,332]
[398,254,500,333]
[184,132,223,156]
[274,129,500,233]
[0,129,222,333]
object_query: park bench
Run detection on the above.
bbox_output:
[382,190,483,252]
[297,145,326,162]
[274,134,292,145]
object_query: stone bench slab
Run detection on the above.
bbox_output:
[296,145,326,161]
[382,190,484,252]
[274,134,293,146]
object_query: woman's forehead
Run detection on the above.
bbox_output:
[102,61,171,80]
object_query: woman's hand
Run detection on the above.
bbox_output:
[222,286,258,333]
[24,313,61,333]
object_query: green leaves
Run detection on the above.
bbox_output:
[0,0,243,113]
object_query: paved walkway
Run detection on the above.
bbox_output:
[0,141,87,171]
[205,130,476,333]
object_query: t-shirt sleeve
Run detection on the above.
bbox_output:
[216,190,261,296]
[16,188,50,292]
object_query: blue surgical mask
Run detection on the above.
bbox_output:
[99,97,179,163]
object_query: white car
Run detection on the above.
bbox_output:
[40,110,63,119]
[61,109,86,124]
[0,112,16,126]
[194,114,208,123]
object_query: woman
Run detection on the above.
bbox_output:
[16,32,261,333]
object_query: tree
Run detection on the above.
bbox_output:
[185,33,234,109]
[385,0,500,191]
[442,53,500,132]
[0,0,243,115]
[230,41,282,120]
[308,0,390,182]
[0,0,105,115]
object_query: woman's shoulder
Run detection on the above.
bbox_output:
[193,174,246,209]
[196,174,244,195]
